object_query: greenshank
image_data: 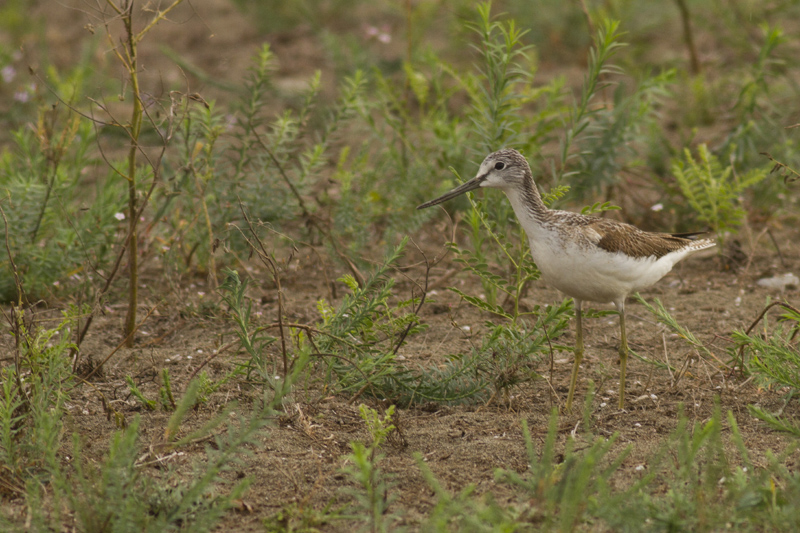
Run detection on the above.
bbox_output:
[417,148,715,411]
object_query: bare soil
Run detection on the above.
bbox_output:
[4,1,800,531]
[21,224,798,531]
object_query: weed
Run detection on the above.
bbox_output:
[125,375,157,411]
[734,301,800,436]
[19,363,309,532]
[124,369,177,412]
[498,409,628,531]
[0,308,75,493]
[219,268,277,384]
[342,404,400,532]
[673,144,768,252]
[0,114,122,301]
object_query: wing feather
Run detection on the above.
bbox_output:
[585,220,699,259]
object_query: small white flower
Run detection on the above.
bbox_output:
[461,325,471,332]
[651,203,664,212]
[14,91,29,103]
[1,65,16,83]
[114,212,125,221]
[635,465,645,471]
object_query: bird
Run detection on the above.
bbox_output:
[417,148,715,411]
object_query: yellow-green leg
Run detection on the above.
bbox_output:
[617,301,628,410]
[566,299,584,412]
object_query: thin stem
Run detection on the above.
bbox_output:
[120,1,142,347]
[674,0,701,74]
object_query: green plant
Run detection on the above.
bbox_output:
[342,404,400,532]
[21,359,310,532]
[476,301,572,404]
[358,403,396,450]
[498,409,629,531]
[417,455,522,531]
[219,268,277,384]
[635,293,715,362]
[124,369,177,412]
[0,114,123,301]
[0,308,76,490]
[264,500,344,532]
[672,143,768,251]
[449,3,538,311]
[317,238,416,393]
[570,69,675,201]
[735,301,800,436]
[125,375,157,411]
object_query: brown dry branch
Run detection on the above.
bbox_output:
[29,110,80,245]
[673,0,701,74]
[390,238,433,355]
[98,0,186,345]
[0,202,31,409]
[233,202,291,377]
[762,151,800,184]
[72,304,159,386]
[252,128,366,286]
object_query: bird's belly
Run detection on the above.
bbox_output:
[530,240,673,304]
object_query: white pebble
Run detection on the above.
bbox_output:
[756,273,799,291]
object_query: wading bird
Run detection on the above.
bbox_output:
[417,149,714,411]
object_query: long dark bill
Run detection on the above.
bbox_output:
[416,174,485,210]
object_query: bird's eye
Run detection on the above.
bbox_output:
[494,162,505,170]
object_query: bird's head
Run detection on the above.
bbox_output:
[417,148,531,209]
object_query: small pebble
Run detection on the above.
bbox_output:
[756,273,799,291]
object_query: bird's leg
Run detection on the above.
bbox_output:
[566,299,584,412]
[617,301,629,410]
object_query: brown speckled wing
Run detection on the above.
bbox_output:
[588,220,694,259]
